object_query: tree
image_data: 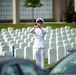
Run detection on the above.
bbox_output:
[65,0,74,22]
[24,0,43,23]
[66,0,74,14]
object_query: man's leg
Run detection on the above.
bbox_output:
[35,48,45,69]
[35,48,41,67]
[40,48,45,69]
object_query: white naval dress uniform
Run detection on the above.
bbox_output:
[30,27,46,69]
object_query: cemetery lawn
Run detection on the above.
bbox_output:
[0,23,76,30]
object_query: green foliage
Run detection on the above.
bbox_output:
[24,0,43,22]
[24,0,43,8]
[66,0,74,14]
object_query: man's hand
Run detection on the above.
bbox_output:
[37,24,41,28]
[34,25,38,28]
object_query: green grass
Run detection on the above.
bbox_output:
[0,23,76,30]
[0,24,29,30]
[44,58,55,67]
[33,58,55,67]
[45,23,76,29]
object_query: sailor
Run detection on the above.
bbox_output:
[30,18,47,69]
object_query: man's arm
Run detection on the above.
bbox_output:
[30,26,37,33]
[30,27,35,33]
[40,28,47,35]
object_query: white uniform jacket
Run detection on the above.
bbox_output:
[30,27,47,48]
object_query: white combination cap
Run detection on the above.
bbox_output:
[36,18,44,23]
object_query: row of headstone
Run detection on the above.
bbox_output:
[0,26,76,64]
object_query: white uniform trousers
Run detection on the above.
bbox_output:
[34,48,45,69]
